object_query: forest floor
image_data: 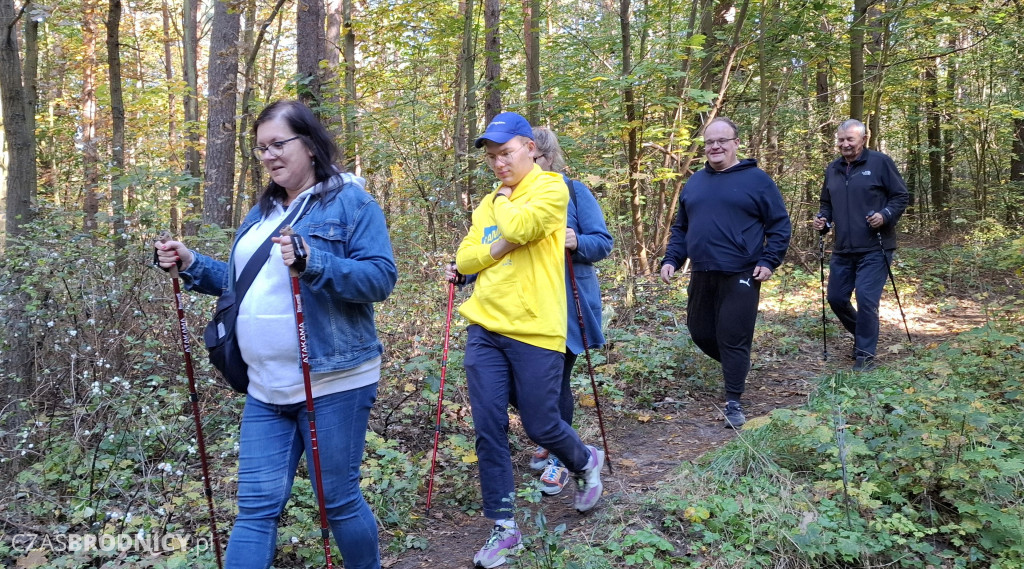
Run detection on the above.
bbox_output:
[382,260,1000,569]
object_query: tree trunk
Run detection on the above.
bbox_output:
[182,0,201,234]
[816,20,832,156]
[324,0,343,139]
[941,34,957,223]
[297,0,327,106]
[621,0,648,273]
[237,0,288,227]
[23,0,37,206]
[523,0,540,124]
[0,0,36,242]
[462,0,479,215]
[203,0,241,227]
[483,0,501,121]
[906,106,920,224]
[452,0,478,217]
[849,0,867,121]
[341,0,358,171]
[82,0,100,234]
[1012,116,1024,225]
[925,60,945,226]
[107,0,127,251]
[162,0,180,234]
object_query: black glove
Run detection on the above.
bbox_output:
[291,234,308,273]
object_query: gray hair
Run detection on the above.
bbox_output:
[531,127,567,173]
[838,119,867,136]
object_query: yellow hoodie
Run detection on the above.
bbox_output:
[456,165,568,351]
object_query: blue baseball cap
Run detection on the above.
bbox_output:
[474,112,534,148]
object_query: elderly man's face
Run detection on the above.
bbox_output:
[837,127,867,162]
[483,137,536,188]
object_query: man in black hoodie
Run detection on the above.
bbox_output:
[813,119,909,372]
[660,117,792,429]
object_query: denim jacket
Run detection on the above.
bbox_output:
[179,173,398,373]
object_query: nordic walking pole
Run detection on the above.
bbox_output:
[866,212,912,343]
[280,226,334,569]
[815,216,831,361]
[426,278,456,514]
[155,232,224,569]
[565,250,613,474]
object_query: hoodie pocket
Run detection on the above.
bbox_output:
[477,280,538,323]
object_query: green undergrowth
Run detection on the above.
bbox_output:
[595,320,1024,569]
[2,208,1022,567]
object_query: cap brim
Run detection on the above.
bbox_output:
[474,132,517,148]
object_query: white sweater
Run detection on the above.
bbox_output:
[234,188,379,405]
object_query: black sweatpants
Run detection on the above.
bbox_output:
[686,270,761,400]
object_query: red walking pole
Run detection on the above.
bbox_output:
[565,250,613,474]
[280,227,334,569]
[426,280,456,513]
[156,232,224,569]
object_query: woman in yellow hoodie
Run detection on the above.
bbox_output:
[455,112,605,569]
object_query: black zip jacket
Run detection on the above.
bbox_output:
[818,148,908,253]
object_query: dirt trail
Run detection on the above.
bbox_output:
[384,294,990,569]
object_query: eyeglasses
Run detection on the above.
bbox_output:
[484,143,527,166]
[703,137,737,149]
[252,136,301,159]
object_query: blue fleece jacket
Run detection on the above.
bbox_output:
[662,158,791,273]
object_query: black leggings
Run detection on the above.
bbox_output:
[686,270,761,399]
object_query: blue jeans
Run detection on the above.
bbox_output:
[827,250,892,358]
[465,325,592,520]
[224,384,380,569]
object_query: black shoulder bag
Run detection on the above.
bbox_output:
[204,205,305,393]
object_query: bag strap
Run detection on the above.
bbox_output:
[234,201,306,302]
[563,174,577,206]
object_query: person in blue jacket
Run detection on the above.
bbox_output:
[156,100,396,569]
[813,119,908,371]
[659,117,791,429]
[446,126,613,496]
[525,126,613,495]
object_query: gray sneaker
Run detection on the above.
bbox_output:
[723,400,746,429]
[574,446,604,512]
[852,356,877,372]
[473,524,523,568]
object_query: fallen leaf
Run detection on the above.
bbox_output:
[637,414,652,423]
[17,550,48,569]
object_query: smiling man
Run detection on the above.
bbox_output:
[455,112,606,568]
[660,117,792,429]
[813,119,909,371]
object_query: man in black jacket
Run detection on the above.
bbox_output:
[813,119,909,371]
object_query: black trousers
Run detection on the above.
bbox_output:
[686,270,761,399]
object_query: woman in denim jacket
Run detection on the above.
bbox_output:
[156,100,397,569]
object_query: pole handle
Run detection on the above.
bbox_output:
[155,230,182,279]
[279,226,307,276]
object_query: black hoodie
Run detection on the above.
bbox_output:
[662,158,792,273]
